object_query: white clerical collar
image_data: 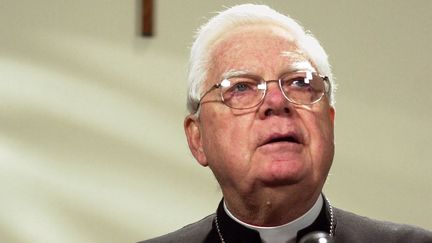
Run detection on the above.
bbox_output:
[223,195,323,243]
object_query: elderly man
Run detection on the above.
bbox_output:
[142,4,432,243]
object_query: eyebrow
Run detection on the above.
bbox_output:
[221,63,316,80]
[277,61,317,75]
[280,51,317,73]
[290,60,316,72]
[221,69,250,79]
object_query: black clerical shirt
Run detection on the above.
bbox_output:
[203,199,332,243]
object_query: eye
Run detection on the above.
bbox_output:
[225,78,257,94]
[222,78,258,101]
[232,82,252,92]
[291,78,311,88]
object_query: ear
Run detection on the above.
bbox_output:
[184,115,208,167]
[329,106,335,125]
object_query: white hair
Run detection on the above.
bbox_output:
[187,4,335,114]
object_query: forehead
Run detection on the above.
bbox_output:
[208,25,311,81]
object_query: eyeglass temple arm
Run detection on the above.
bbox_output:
[195,83,222,112]
[321,76,331,94]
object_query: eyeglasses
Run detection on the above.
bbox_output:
[198,71,330,110]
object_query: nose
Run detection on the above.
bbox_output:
[259,81,292,118]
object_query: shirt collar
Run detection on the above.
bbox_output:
[223,195,323,243]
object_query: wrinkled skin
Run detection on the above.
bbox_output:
[185,25,335,226]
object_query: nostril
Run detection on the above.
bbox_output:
[264,107,290,117]
[264,109,273,116]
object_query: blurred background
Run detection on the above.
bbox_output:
[1,1,431,242]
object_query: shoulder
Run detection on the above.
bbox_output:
[333,207,432,243]
[138,214,215,243]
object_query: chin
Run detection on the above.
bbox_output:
[260,160,307,186]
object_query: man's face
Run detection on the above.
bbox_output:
[185,25,335,197]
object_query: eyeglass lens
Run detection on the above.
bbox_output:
[220,71,326,109]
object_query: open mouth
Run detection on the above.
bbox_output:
[268,136,300,144]
[262,133,302,146]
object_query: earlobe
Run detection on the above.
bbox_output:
[184,115,208,167]
[329,106,335,125]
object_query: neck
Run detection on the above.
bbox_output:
[222,186,322,226]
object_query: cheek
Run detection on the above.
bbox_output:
[319,110,334,143]
[312,111,335,164]
[200,110,254,168]
[302,108,334,158]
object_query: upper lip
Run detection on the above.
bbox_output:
[260,131,303,146]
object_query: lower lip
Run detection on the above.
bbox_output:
[259,142,303,153]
